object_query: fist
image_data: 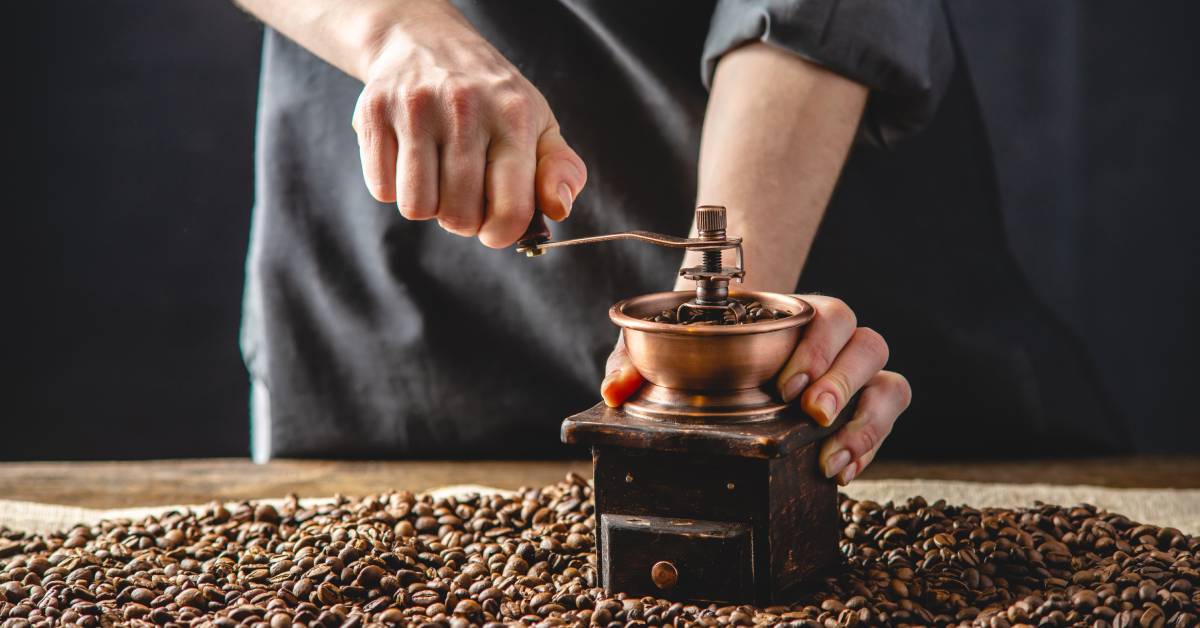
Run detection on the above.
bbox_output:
[352,20,587,247]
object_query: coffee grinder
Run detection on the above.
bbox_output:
[517,205,848,605]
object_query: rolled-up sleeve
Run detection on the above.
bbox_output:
[703,0,954,145]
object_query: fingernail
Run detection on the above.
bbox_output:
[603,367,634,407]
[780,373,809,402]
[600,372,618,407]
[815,392,838,425]
[837,461,858,486]
[823,449,851,479]
[557,183,574,217]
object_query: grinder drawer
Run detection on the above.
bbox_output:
[599,513,754,602]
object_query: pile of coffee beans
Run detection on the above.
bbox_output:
[1,474,1197,627]
[645,299,791,325]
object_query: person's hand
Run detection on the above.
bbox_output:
[600,295,911,485]
[351,4,587,247]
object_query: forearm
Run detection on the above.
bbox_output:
[677,44,868,293]
[233,0,463,80]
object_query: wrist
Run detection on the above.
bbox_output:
[351,0,462,80]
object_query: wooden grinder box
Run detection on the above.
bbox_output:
[563,401,850,605]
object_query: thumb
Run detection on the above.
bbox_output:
[535,123,587,222]
[600,332,644,408]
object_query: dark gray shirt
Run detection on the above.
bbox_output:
[242,1,1126,461]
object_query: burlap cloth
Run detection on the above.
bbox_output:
[1,481,1196,537]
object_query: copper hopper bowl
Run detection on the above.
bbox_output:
[610,290,815,422]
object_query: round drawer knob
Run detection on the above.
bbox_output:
[650,560,678,590]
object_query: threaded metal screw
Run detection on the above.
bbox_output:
[696,205,726,273]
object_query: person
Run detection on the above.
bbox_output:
[234,1,1128,473]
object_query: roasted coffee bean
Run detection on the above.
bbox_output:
[354,564,384,588]
[643,297,792,326]
[175,587,205,609]
[1,477,1196,626]
[454,598,482,616]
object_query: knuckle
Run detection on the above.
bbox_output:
[576,157,589,184]
[507,201,535,222]
[820,297,857,330]
[887,372,913,409]
[444,82,482,121]
[437,214,480,237]
[605,346,628,373]
[852,423,880,458]
[543,126,587,181]
[353,91,390,132]
[399,86,437,119]
[496,96,535,133]
[823,370,852,405]
[804,343,838,378]
[490,194,534,220]
[856,327,890,366]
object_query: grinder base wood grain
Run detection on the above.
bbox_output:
[563,400,852,605]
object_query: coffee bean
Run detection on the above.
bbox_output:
[0,476,1195,627]
[454,599,482,616]
[376,607,404,622]
[1,581,27,603]
[122,602,151,620]
[1074,589,1100,611]
[175,588,204,609]
[410,589,440,607]
[530,591,553,609]
[160,528,185,548]
[355,565,384,588]
[1140,605,1165,628]
[642,297,793,326]
[293,577,314,600]
[315,582,341,606]
[503,555,529,576]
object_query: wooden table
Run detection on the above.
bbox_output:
[1,457,1197,509]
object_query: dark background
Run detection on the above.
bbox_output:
[12,1,1198,459]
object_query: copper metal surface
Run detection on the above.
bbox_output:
[610,291,813,336]
[517,230,742,256]
[517,206,814,421]
[516,205,751,323]
[651,561,679,590]
[610,291,814,422]
[623,385,789,422]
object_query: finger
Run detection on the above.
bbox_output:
[352,91,398,203]
[801,326,889,426]
[777,295,857,404]
[436,131,487,237]
[818,370,911,482]
[836,447,877,487]
[478,134,537,248]
[395,137,439,220]
[394,88,440,220]
[600,332,644,407]
[534,123,587,221]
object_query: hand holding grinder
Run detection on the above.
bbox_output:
[516,205,853,604]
